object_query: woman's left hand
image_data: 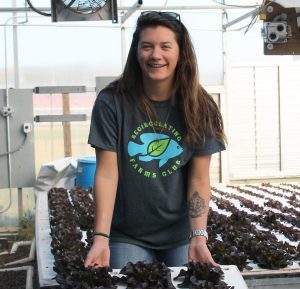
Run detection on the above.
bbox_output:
[188,236,219,266]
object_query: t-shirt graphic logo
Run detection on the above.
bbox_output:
[128,133,183,168]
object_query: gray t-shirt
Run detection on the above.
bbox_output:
[88,88,225,249]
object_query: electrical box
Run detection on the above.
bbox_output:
[0,89,35,188]
[261,0,300,54]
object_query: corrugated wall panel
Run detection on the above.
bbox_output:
[210,94,222,183]
[227,66,281,179]
[254,67,280,170]
[227,67,256,178]
[280,66,300,172]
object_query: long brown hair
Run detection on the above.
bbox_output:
[110,12,226,145]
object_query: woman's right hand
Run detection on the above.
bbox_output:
[84,237,110,268]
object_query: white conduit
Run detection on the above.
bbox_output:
[10,240,32,254]
[6,238,35,266]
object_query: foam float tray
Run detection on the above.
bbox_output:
[112,266,248,289]
[242,267,300,289]
[35,191,248,288]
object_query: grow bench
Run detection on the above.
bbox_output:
[36,184,300,289]
[35,191,248,288]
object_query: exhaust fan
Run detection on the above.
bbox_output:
[26,0,118,22]
[51,0,118,22]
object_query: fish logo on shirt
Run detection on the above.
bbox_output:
[128,133,183,168]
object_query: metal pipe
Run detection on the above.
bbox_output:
[277,66,282,171]
[0,22,121,28]
[121,26,126,68]
[120,0,126,68]
[13,1,20,89]
[12,7,24,224]
[0,13,120,27]
[223,7,261,29]
[221,1,228,184]
[0,18,13,214]
[0,21,222,30]
[0,5,257,13]
[121,0,143,24]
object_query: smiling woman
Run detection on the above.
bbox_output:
[137,26,180,97]
[85,11,226,270]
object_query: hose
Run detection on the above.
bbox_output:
[26,0,51,17]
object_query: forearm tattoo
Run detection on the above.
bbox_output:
[188,191,206,218]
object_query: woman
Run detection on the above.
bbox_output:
[84,11,226,269]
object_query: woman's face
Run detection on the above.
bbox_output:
[137,25,180,87]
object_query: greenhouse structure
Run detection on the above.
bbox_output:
[0,1,299,289]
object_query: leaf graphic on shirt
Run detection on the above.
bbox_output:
[147,138,170,157]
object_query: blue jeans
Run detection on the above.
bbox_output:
[109,241,189,269]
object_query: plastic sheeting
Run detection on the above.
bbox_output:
[34,157,77,192]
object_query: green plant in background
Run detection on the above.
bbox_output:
[15,210,35,241]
